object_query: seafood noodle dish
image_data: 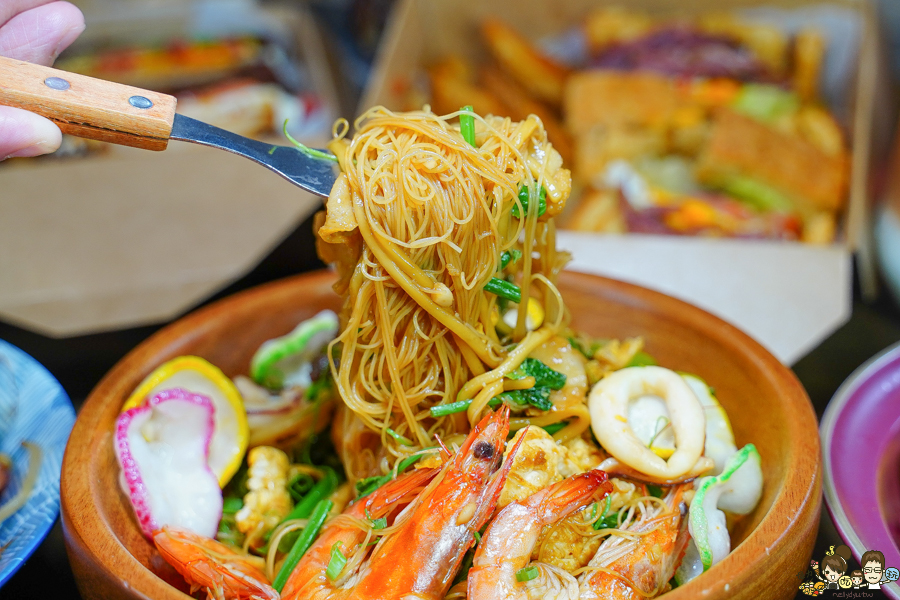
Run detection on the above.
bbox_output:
[112,106,764,600]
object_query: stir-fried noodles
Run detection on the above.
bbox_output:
[316,107,573,479]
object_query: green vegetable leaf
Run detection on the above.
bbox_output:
[222,497,243,515]
[512,185,547,219]
[371,517,387,530]
[495,386,553,411]
[287,472,315,503]
[500,249,522,271]
[647,484,665,498]
[507,358,567,390]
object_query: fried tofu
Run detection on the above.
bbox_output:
[481,18,569,106]
[696,109,848,212]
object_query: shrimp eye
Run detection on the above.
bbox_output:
[473,441,494,459]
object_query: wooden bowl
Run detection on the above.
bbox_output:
[61,270,821,600]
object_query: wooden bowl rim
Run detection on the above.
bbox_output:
[61,269,821,600]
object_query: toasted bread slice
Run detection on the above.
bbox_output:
[696,109,848,212]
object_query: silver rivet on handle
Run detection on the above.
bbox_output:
[44,77,70,91]
[128,95,153,109]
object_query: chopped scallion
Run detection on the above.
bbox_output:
[460,105,476,147]
[484,278,521,303]
[326,541,347,581]
[386,427,414,446]
[516,565,540,582]
[283,120,339,163]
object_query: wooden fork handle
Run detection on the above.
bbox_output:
[0,55,177,151]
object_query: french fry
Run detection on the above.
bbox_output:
[479,65,572,165]
[480,18,569,106]
[793,29,826,103]
[428,56,507,117]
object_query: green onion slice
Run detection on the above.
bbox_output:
[283,120,339,162]
[516,565,540,582]
[326,541,347,581]
[460,105,476,147]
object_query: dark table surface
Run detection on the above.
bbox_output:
[2,212,899,599]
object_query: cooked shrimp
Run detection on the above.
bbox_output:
[351,405,520,599]
[588,367,706,480]
[468,470,612,600]
[153,526,279,600]
[284,406,520,600]
[280,466,438,600]
[578,484,691,600]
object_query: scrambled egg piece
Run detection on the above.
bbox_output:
[499,427,582,508]
[531,478,644,572]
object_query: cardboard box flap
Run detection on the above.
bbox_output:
[559,232,851,364]
[0,146,322,337]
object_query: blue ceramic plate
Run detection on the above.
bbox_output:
[0,340,75,587]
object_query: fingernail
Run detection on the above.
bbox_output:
[3,139,59,160]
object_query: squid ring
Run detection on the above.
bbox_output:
[588,366,706,480]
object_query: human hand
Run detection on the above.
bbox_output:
[0,0,84,160]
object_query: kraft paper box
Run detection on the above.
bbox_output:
[0,0,339,338]
[362,0,883,364]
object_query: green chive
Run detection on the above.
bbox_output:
[516,565,540,582]
[355,452,435,499]
[540,421,568,436]
[281,466,339,524]
[273,499,333,592]
[473,531,482,545]
[326,541,348,581]
[512,185,547,219]
[460,106,476,147]
[593,495,615,530]
[430,397,503,418]
[283,120,339,163]
[386,428,413,446]
[484,278,521,303]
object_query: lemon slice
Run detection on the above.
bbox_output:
[122,356,248,487]
[681,374,736,475]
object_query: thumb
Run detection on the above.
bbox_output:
[0,105,62,160]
